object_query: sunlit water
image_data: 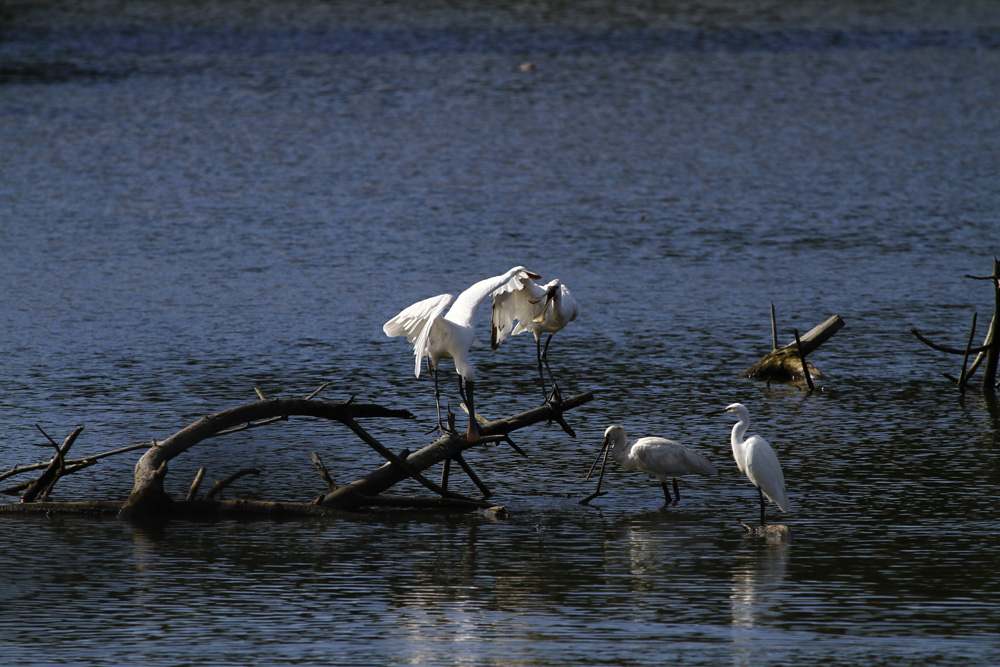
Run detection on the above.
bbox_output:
[3,1,1000,665]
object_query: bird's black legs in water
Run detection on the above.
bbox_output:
[660,481,673,504]
[660,479,681,505]
[757,486,767,526]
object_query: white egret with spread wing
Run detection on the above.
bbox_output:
[588,425,718,504]
[721,403,789,525]
[491,277,578,401]
[383,266,541,443]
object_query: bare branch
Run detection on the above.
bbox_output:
[22,426,84,502]
[186,467,207,501]
[203,468,260,500]
[310,452,336,490]
[305,383,330,400]
[911,327,989,355]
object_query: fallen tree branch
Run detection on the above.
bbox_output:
[310,452,336,490]
[22,427,84,503]
[119,398,414,520]
[1,442,153,484]
[319,392,594,511]
[911,327,989,355]
[203,468,260,500]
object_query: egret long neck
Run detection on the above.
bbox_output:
[448,268,523,328]
[730,420,748,472]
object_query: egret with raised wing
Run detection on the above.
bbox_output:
[491,277,578,401]
[588,424,718,504]
[383,266,541,443]
[721,402,789,525]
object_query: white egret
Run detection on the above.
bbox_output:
[590,425,718,504]
[383,266,541,443]
[491,277,578,401]
[721,403,789,525]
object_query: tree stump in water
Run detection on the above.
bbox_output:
[742,314,845,385]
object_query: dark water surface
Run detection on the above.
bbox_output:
[3,1,1000,665]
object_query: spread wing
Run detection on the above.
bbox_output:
[383,293,454,377]
[491,280,546,349]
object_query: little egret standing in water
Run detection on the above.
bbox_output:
[590,425,718,505]
[721,403,789,525]
[491,277,578,401]
[383,266,540,443]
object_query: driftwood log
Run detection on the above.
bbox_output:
[911,257,1000,394]
[742,311,845,385]
[2,389,593,521]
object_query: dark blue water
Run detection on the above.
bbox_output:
[3,1,1000,665]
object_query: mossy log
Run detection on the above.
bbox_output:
[742,314,844,383]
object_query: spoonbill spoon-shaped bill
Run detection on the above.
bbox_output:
[383,266,541,443]
[721,402,789,525]
[591,425,718,504]
[491,278,578,401]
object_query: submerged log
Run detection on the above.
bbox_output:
[742,314,844,383]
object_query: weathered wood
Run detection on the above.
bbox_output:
[913,257,1000,394]
[21,426,84,503]
[203,467,260,500]
[981,257,1000,391]
[7,391,590,520]
[958,312,978,392]
[1,442,153,484]
[742,314,844,383]
[187,467,207,501]
[310,452,336,490]
[792,328,815,391]
[119,399,414,520]
[319,392,594,511]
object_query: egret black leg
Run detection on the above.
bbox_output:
[430,361,445,433]
[757,486,766,526]
[541,334,563,402]
[660,481,673,505]
[672,478,681,504]
[534,336,547,402]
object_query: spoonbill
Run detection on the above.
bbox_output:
[589,424,718,505]
[721,403,789,525]
[383,266,541,443]
[491,277,578,401]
